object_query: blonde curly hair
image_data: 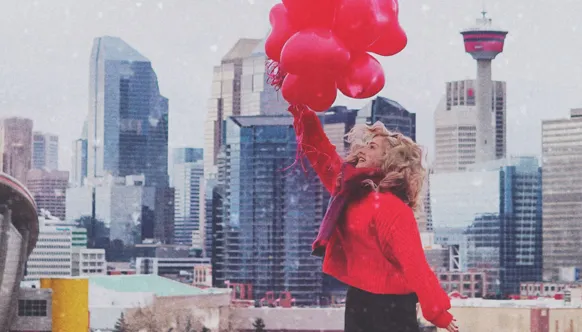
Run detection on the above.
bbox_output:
[344,121,426,211]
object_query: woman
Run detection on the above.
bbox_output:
[290,105,458,332]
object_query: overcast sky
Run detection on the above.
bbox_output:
[1,0,581,170]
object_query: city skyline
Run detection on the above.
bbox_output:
[1,0,581,171]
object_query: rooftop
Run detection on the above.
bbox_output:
[95,36,150,62]
[222,38,262,62]
[230,115,293,127]
[462,11,507,33]
[89,275,230,297]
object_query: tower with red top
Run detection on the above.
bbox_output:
[461,11,508,163]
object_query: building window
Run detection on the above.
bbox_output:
[18,299,48,317]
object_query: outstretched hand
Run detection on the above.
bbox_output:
[445,319,459,332]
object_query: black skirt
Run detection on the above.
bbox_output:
[344,286,421,332]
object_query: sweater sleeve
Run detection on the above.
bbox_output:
[291,106,342,193]
[375,201,453,329]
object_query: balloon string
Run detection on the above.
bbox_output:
[266,60,287,91]
[266,64,310,175]
[282,105,308,173]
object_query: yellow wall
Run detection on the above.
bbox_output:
[41,278,89,332]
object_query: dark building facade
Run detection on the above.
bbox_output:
[357,96,417,141]
[499,161,543,295]
[217,115,325,306]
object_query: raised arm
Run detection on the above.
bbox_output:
[375,200,453,329]
[290,106,342,193]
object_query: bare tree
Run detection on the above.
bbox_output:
[124,303,205,332]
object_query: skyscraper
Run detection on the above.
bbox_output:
[0,117,33,184]
[218,115,324,306]
[32,132,59,171]
[204,38,288,179]
[541,108,582,280]
[172,148,204,246]
[26,169,69,220]
[88,36,169,188]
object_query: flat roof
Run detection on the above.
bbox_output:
[89,275,230,297]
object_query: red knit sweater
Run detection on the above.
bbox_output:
[293,108,453,329]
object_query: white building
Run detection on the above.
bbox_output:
[72,248,106,276]
[542,108,582,280]
[25,225,73,281]
[433,79,507,173]
[25,213,90,281]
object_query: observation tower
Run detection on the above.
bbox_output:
[461,11,508,163]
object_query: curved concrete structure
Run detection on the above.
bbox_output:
[0,172,39,330]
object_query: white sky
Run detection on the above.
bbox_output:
[1,0,581,170]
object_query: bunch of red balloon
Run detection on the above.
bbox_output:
[265,0,407,112]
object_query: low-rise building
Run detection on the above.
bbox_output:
[71,248,106,276]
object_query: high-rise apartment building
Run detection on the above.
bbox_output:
[26,169,69,220]
[217,115,324,305]
[430,157,542,296]
[541,108,582,280]
[434,79,506,172]
[204,38,288,179]
[172,148,204,247]
[32,132,59,171]
[88,36,169,188]
[0,117,33,184]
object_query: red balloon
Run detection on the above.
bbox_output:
[368,22,407,56]
[337,53,385,99]
[265,4,296,62]
[282,74,337,112]
[282,0,337,29]
[368,0,407,56]
[333,0,392,52]
[280,29,350,76]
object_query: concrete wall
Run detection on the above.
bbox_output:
[549,309,582,332]
[232,307,344,332]
[233,305,582,332]
[10,288,52,332]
